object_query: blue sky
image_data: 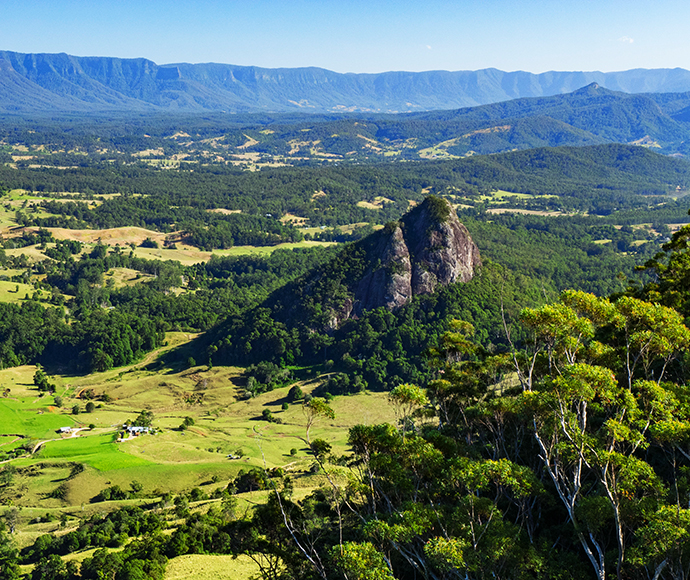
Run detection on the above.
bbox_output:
[1,0,688,74]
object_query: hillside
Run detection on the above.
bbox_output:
[5,51,690,114]
[269,196,480,325]
[203,84,690,157]
[5,82,690,160]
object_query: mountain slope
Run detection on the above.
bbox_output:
[5,51,690,114]
[212,197,480,365]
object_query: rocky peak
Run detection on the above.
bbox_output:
[352,196,481,317]
[265,196,481,333]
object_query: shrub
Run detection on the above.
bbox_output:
[140,237,159,249]
[93,485,130,503]
[261,409,283,424]
[179,416,195,430]
[287,385,304,402]
[48,483,69,501]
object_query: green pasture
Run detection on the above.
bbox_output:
[0,333,397,548]
[0,280,42,302]
[0,398,69,438]
[0,207,20,229]
[38,433,153,471]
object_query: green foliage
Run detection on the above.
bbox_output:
[424,194,451,222]
[230,468,269,493]
[92,485,130,503]
[302,397,335,444]
[287,385,304,402]
[331,542,394,580]
[33,368,55,392]
[132,410,154,428]
[179,416,194,431]
[0,523,20,580]
[261,408,281,424]
[139,237,159,249]
[309,438,331,459]
[388,383,429,437]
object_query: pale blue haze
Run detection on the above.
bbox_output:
[0,0,687,74]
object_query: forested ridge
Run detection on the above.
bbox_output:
[6,51,690,115]
[7,63,690,158]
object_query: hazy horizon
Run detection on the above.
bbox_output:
[3,0,689,75]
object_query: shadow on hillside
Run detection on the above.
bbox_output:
[146,333,210,375]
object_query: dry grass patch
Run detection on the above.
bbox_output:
[280,213,308,225]
[129,244,207,265]
[166,554,260,580]
[229,151,261,162]
[237,134,259,149]
[4,246,48,263]
[46,227,167,247]
[356,196,393,210]
[486,208,564,216]
[105,268,155,288]
[206,208,242,215]
[132,148,164,157]
[209,241,335,259]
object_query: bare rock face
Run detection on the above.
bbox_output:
[353,222,412,317]
[404,197,482,296]
[269,196,481,334]
[351,196,480,315]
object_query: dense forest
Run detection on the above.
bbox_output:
[0,196,664,379]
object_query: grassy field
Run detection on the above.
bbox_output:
[0,202,338,268]
[1,334,395,520]
[3,332,396,579]
[165,554,259,580]
[132,240,335,264]
[0,331,397,580]
[0,280,44,303]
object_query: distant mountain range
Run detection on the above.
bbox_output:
[5,50,690,114]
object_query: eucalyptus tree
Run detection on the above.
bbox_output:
[515,290,690,580]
